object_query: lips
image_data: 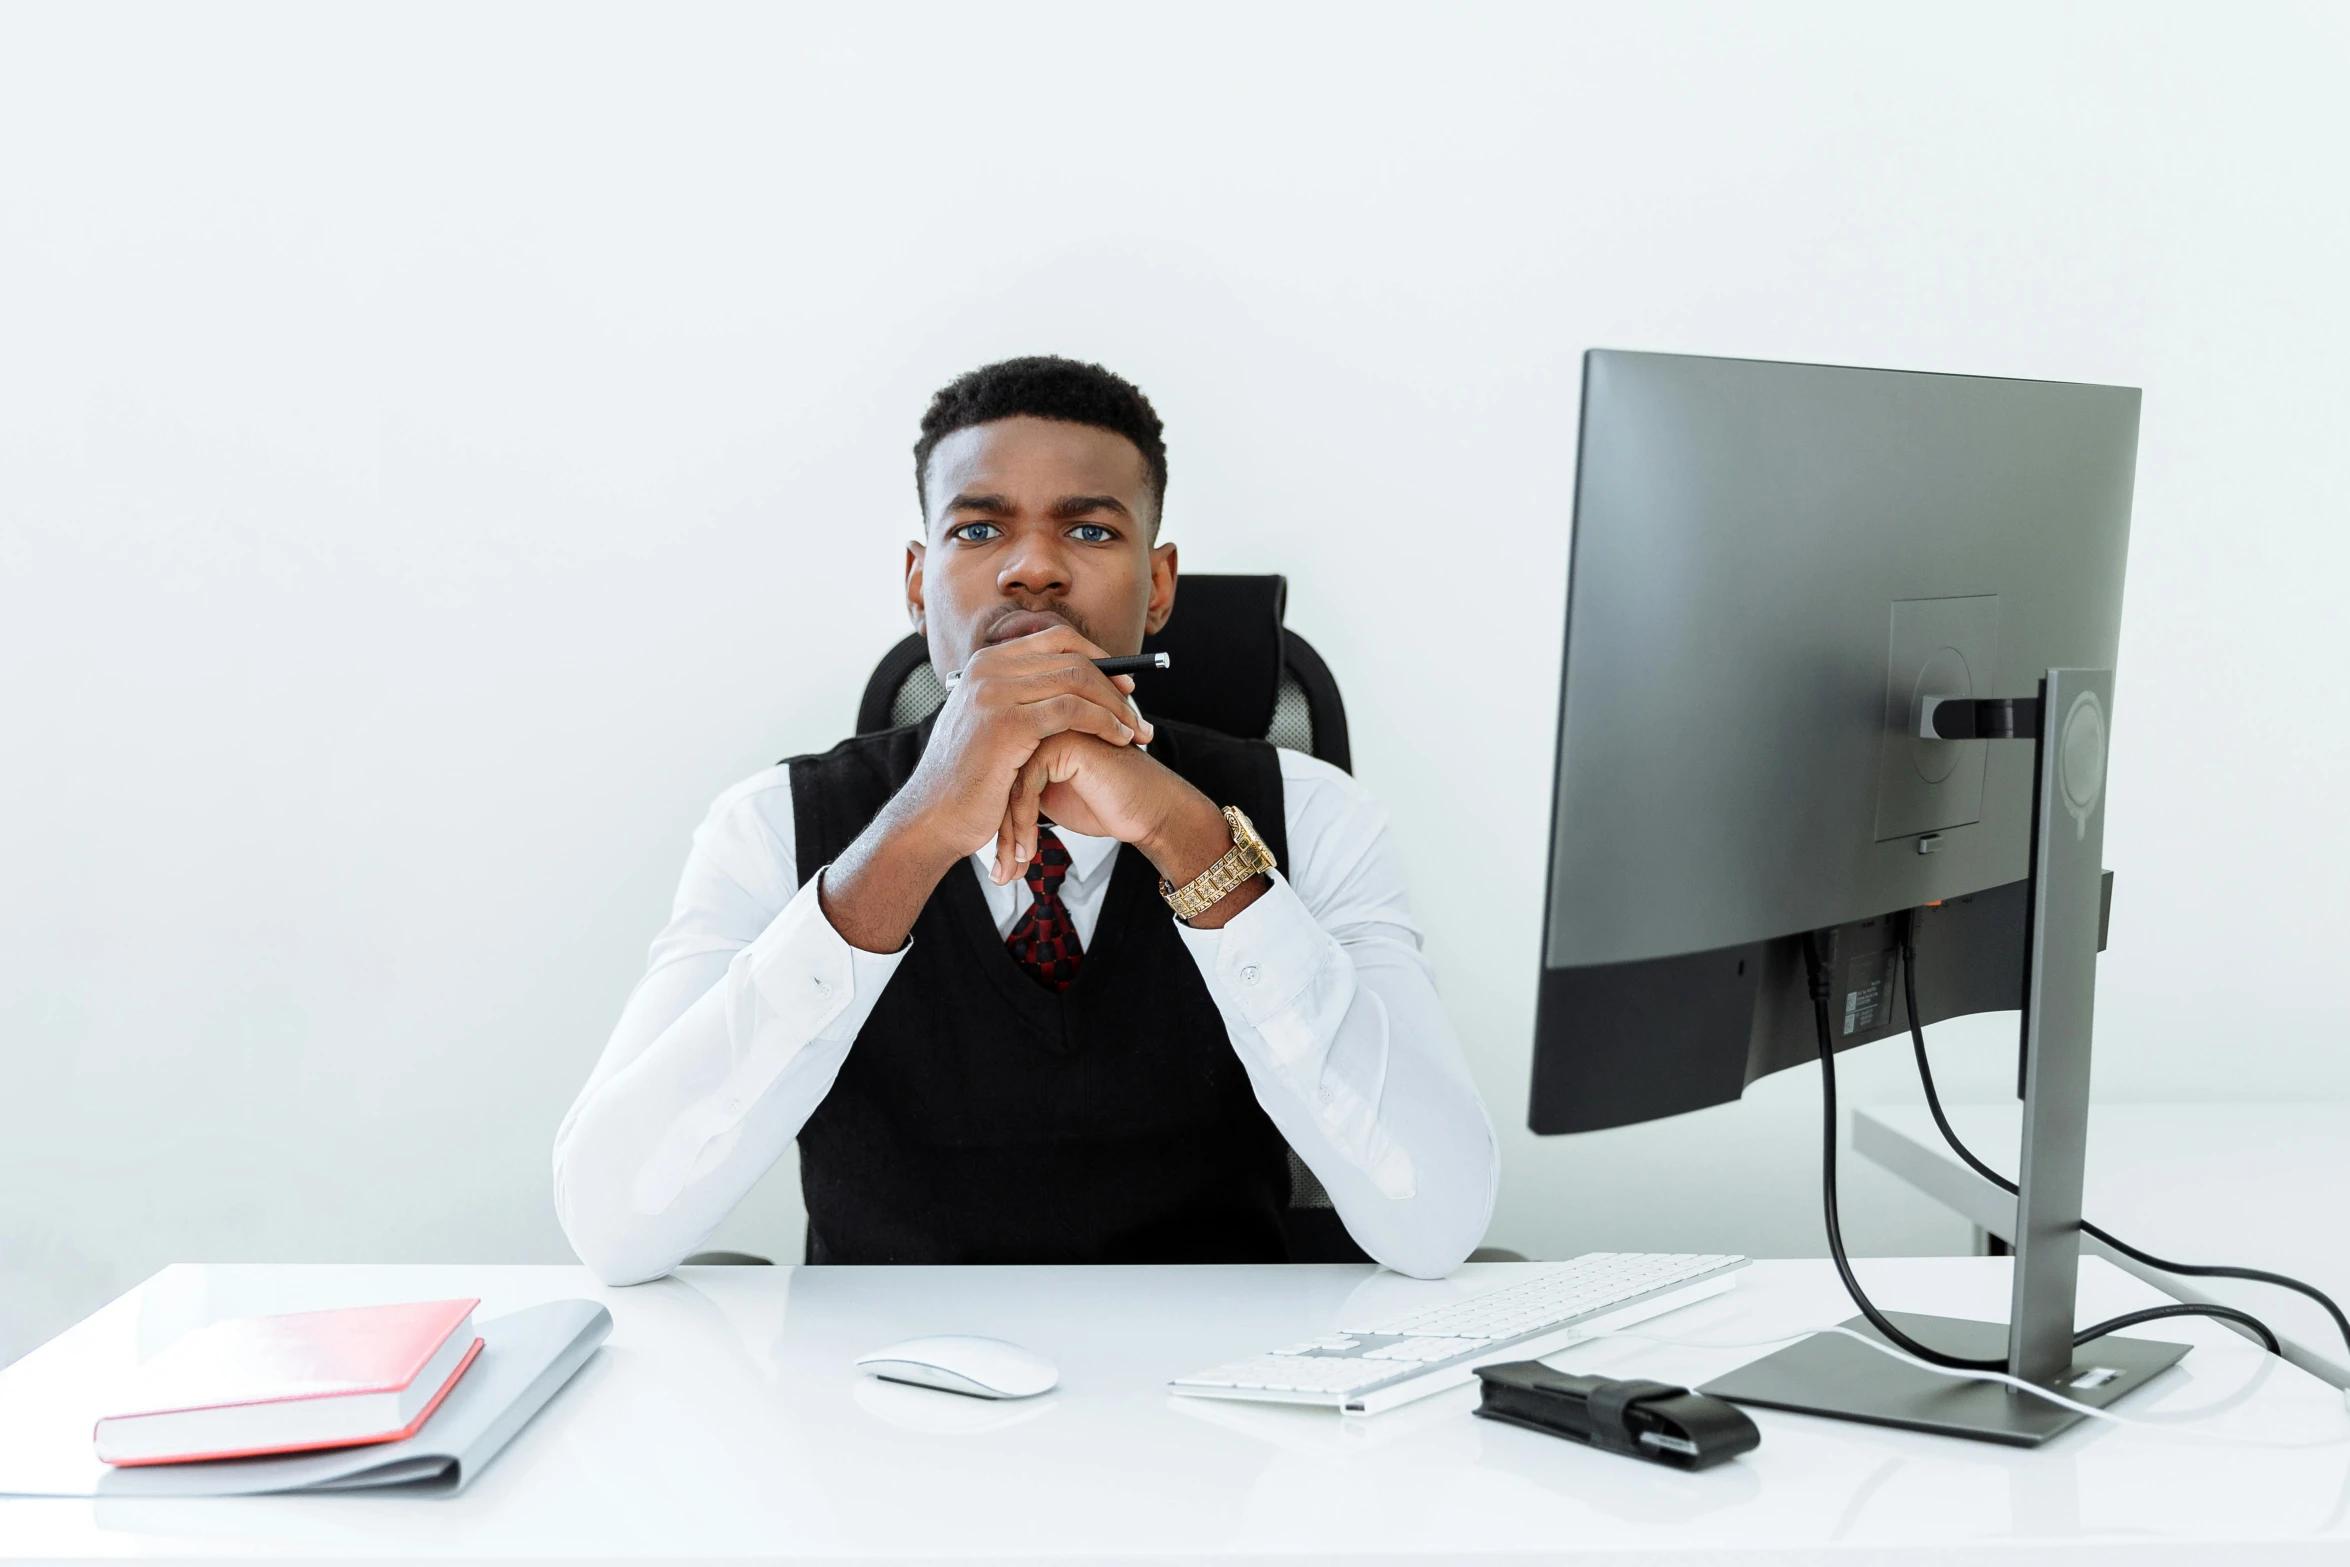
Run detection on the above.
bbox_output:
[986,609,1072,644]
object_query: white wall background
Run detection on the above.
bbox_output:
[4,1,2345,1366]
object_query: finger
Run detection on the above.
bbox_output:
[968,649,1155,744]
[992,745,1060,884]
[990,774,1014,884]
[997,652,1132,700]
[1011,660,1155,742]
[969,638,1140,698]
[1024,693,1136,747]
[1003,755,1048,877]
[990,789,1016,884]
[991,792,1018,884]
[963,631,1111,687]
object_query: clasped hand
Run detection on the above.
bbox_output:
[904,627,1214,887]
[819,627,1250,954]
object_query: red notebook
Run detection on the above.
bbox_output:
[94,1298,483,1466]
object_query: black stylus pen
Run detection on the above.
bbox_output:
[943,651,1170,687]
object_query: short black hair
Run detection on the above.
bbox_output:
[913,355,1168,522]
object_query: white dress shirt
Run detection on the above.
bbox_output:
[552,743,1499,1284]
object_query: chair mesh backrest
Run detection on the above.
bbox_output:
[890,663,948,730]
[889,661,1321,758]
[1263,670,1317,756]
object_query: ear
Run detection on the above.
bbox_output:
[905,541,927,635]
[1143,541,1178,636]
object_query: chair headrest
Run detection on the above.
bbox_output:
[1136,574,1287,741]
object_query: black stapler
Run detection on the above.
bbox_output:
[1473,1361,1760,1470]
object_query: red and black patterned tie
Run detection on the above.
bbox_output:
[1006,828,1084,991]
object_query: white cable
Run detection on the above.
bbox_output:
[1576,1323,2350,1447]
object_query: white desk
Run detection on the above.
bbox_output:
[3,1258,2347,1563]
[1856,1103,2350,1388]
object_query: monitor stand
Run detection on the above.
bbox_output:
[1700,1311,2184,1448]
[1702,669,2189,1445]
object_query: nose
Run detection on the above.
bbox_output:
[996,528,1071,601]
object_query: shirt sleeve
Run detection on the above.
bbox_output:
[1174,754,1500,1279]
[550,770,909,1285]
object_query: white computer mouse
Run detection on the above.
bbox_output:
[854,1335,1058,1400]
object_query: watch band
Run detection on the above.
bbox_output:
[1159,805,1278,921]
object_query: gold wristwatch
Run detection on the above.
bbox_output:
[1159,805,1278,921]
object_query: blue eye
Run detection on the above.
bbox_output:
[1070,524,1115,543]
[951,522,1003,543]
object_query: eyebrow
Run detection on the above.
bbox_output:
[945,492,1016,515]
[1048,494,1131,520]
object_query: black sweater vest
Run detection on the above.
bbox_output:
[786,716,1294,1264]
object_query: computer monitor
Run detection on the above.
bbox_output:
[1531,349,2164,1444]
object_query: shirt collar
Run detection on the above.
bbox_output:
[974,823,1122,888]
[1045,825,1121,884]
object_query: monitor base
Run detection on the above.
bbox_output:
[1699,1311,2187,1447]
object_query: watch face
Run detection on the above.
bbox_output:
[1226,807,1274,871]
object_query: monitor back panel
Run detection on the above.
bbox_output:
[1543,350,2137,970]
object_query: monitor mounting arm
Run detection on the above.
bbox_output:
[1918,695,2043,741]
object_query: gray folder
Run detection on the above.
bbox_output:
[7,1299,610,1498]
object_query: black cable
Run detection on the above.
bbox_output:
[1807,933,2007,1370]
[1805,932,2288,1372]
[1898,911,2350,1366]
[2074,1303,2279,1355]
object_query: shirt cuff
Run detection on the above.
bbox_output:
[746,869,908,1042]
[1173,873,1346,1036]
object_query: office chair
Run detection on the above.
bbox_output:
[686,576,1371,1265]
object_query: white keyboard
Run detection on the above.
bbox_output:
[1169,1252,1746,1415]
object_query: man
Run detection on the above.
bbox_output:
[554,356,1496,1280]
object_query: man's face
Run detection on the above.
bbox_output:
[907,415,1177,673]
